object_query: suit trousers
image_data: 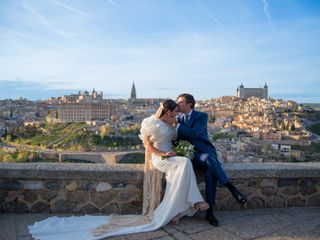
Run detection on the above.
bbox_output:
[192,154,229,208]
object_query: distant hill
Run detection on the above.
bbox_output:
[301,103,320,111]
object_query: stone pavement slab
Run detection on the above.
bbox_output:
[0,207,319,240]
[106,229,168,240]
[257,214,320,240]
[218,209,295,239]
[0,219,16,240]
[171,217,212,234]
[189,226,243,240]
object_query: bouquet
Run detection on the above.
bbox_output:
[173,140,195,159]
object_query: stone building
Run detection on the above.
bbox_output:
[253,130,282,141]
[57,102,118,122]
[236,83,268,99]
[128,82,165,107]
[53,89,118,122]
[212,110,235,118]
[61,89,103,103]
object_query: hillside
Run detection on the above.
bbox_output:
[4,123,141,151]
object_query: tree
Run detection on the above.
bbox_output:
[5,135,12,142]
[3,154,15,162]
[23,125,40,138]
[262,143,271,153]
[0,152,5,161]
[46,112,53,125]
[212,132,226,141]
[16,151,29,162]
[99,124,114,138]
[208,114,215,123]
[289,123,295,131]
[119,125,140,135]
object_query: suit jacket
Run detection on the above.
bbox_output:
[177,110,217,160]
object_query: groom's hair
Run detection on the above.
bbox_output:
[177,93,196,109]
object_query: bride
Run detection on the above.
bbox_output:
[29,99,208,240]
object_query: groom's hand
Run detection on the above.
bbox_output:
[143,136,154,148]
[161,116,178,127]
[165,151,177,157]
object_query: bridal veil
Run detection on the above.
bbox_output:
[92,106,165,237]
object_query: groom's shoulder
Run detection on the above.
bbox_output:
[194,110,208,118]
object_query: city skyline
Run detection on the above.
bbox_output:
[1,0,320,103]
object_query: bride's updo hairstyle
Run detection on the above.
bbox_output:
[155,99,177,119]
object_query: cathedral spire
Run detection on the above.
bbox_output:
[130,82,137,100]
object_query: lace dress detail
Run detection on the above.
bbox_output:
[140,115,176,152]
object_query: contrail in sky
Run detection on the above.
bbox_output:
[262,0,272,22]
[194,0,232,40]
[54,0,94,18]
[106,0,119,8]
[21,1,67,37]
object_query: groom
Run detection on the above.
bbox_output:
[167,93,247,226]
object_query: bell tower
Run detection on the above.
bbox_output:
[130,82,137,100]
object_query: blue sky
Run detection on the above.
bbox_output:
[0,0,319,103]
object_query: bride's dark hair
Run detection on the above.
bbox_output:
[155,99,177,118]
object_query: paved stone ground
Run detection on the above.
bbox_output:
[1,207,319,240]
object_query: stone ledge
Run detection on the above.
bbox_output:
[0,162,144,180]
[224,162,320,178]
[0,162,319,180]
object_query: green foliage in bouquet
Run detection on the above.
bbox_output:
[173,140,195,159]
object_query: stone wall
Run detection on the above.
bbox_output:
[0,163,144,214]
[0,162,319,214]
[214,163,320,210]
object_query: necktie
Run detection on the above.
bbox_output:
[185,114,190,124]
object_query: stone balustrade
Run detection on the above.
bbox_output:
[0,162,319,214]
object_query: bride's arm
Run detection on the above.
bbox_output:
[143,136,176,157]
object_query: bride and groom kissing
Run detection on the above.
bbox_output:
[152,93,247,226]
[28,93,247,240]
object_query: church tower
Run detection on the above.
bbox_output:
[130,82,137,100]
[236,83,244,98]
[263,83,268,99]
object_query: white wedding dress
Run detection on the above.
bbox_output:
[29,115,204,240]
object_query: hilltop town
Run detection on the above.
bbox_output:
[0,83,319,163]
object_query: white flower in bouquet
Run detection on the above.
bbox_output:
[173,140,195,159]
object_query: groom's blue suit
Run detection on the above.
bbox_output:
[177,110,229,208]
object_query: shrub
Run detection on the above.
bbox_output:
[2,154,15,162]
